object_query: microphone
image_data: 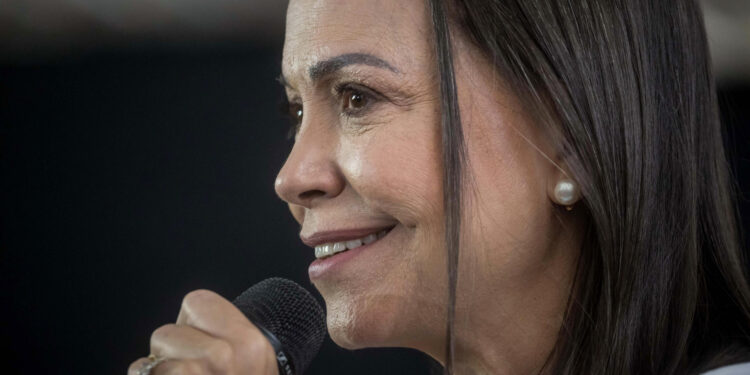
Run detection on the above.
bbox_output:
[232,278,326,375]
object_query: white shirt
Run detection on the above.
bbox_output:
[702,362,750,375]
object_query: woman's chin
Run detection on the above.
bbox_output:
[324,297,412,350]
[327,324,368,350]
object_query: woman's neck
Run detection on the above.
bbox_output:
[450,236,579,374]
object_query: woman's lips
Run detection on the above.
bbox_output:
[312,228,390,259]
[300,226,394,248]
[306,225,396,280]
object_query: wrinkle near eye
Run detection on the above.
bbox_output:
[283,69,428,138]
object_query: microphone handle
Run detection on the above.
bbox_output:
[244,310,295,375]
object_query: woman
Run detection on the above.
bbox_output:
[129,0,750,374]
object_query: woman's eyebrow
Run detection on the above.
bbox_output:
[308,53,400,80]
[278,53,400,88]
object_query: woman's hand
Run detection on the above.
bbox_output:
[128,289,279,375]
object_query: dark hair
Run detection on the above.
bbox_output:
[428,0,750,373]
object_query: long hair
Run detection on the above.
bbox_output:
[428,0,750,373]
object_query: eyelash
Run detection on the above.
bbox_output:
[279,83,380,140]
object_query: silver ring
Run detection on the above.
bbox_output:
[137,354,168,375]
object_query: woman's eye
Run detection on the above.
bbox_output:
[290,105,303,122]
[338,85,377,117]
[278,96,303,139]
[287,104,303,138]
[345,90,367,110]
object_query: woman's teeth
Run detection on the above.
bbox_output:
[314,229,389,259]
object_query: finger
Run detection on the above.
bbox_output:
[150,323,233,372]
[128,357,149,375]
[150,358,206,375]
[176,289,253,339]
[127,357,175,375]
[175,290,276,372]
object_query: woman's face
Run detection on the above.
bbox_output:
[276,0,581,365]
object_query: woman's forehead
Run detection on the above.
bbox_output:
[282,0,431,86]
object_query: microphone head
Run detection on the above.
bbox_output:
[233,278,326,375]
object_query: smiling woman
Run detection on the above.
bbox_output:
[276,2,583,375]
[129,0,750,374]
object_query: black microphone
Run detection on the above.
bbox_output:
[232,278,326,375]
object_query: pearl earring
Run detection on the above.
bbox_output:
[553,179,579,211]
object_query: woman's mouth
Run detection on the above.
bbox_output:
[314,228,391,259]
[305,225,397,280]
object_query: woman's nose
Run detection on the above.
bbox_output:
[274,131,345,208]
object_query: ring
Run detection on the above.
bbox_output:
[137,354,168,375]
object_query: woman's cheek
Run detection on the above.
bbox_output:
[341,117,442,217]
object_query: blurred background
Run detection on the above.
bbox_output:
[0,0,748,374]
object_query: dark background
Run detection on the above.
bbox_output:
[0,43,436,374]
[1,9,749,375]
